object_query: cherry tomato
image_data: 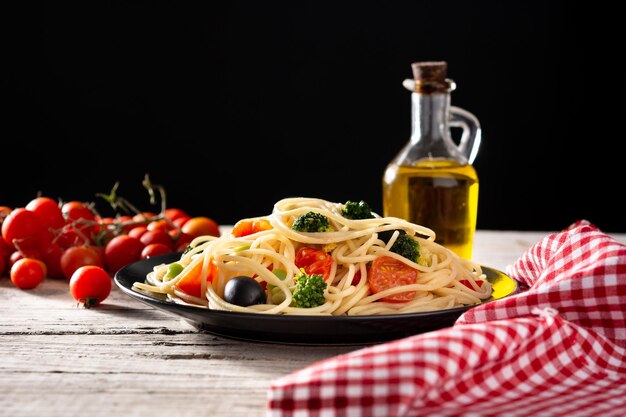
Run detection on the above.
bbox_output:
[69,266,111,308]
[182,217,220,239]
[132,212,157,223]
[172,216,191,229]
[141,243,172,259]
[147,219,172,232]
[8,248,43,270]
[140,230,174,249]
[460,279,484,289]
[0,255,5,277]
[176,257,217,298]
[26,197,65,230]
[96,217,116,243]
[164,208,189,222]
[61,201,98,240]
[62,201,95,222]
[39,241,65,278]
[231,219,271,238]
[117,215,135,233]
[128,226,148,239]
[54,226,90,249]
[369,256,418,303]
[232,220,254,237]
[104,235,144,274]
[1,208,45,249]
[169,230,192,247]
[60,246,104,279]
[10,258,46,289]
[295,247,333,280]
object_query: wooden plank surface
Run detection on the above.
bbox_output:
[1,230,625,417]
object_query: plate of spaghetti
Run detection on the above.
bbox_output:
[115,197,519,344]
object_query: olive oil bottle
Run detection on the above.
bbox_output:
[383,62,481,259]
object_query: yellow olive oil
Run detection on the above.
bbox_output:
[383,159,479,259]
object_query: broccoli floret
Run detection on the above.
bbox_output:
[390,234,420,263]
[341,200,374,220]
[291,270,327,308]
[291,211,331,232]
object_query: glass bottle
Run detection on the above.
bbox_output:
[383,61,481,259]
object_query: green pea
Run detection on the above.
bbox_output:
[165,262,184,280]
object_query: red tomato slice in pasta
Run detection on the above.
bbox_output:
[177,257,217,298]
[295,247,333,280]
[369,256,418,303]
[459,279,484,289]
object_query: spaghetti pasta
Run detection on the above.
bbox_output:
[133,197,492,315]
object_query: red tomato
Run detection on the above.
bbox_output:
[165,208,189,222]
[96,217,116,243]
[62,201,95,222]
[232,219,272,238]
[132,212,157,223]
[1,208,45,249]
[369,256,418,303]
[26,197,65,230]
[54,226,90,249]
[140,230,174,249]
[176,242,190,252]
[117,215,135,233]
[147,219,173,232]
[69,266,112,307]
[60,246,104,280]
[10,258,46,289]
[172,216,191,229]
[295,247,333,280]
[169,229,192,246]
[141,243,172,259]
[232,220,254,237]
[128,226,148,239]
[61,201,98,240]
[182,217,220,238]
[8,248,42,270]
[460,279,484,289]
[177,257,217,298]
[0,255,5,277]
[39,241,65,278]
[104,235,144,274]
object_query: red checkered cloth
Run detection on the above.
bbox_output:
[267,221,626,416]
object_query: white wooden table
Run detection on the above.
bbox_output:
[2,230,625,417]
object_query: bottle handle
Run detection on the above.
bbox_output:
[449,106,481,164]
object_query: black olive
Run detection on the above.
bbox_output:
[223,276,266,307]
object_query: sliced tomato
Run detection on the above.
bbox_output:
[232,219,273,238]
[295,247,333,280]
[176,257,217,298]
[460,279,484,289]
[369,256,418,303]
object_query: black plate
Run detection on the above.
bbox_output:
[114,253,520,345]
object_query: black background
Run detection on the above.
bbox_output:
[1,2,622,232]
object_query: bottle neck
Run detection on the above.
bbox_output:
[410,92,450,143]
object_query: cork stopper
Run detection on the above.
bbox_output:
[408,61,453,94]
[411,61,447,83]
